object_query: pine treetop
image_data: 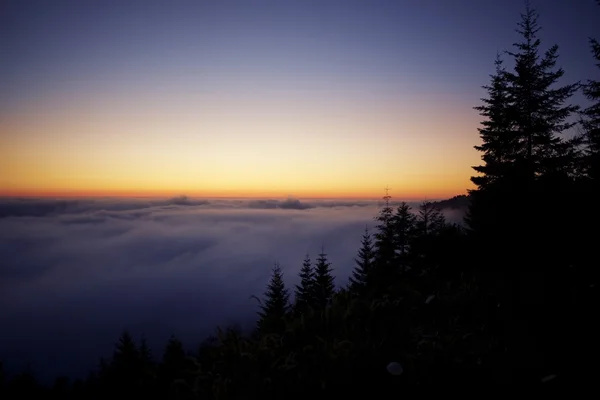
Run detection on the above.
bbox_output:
[294,253,315,313]
[114,331,138,359]
[313,249,335,307]
[258,262,290,319]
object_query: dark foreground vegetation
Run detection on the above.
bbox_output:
[2,3,599,397]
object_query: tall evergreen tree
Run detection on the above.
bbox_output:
[109,331,141,393]
[467,5,579,244]
[373,190,396,285]
[466,54,521,238]
[504,5,579,179]
[257,263,290,332]
[392,202,416,273]
[349,226,374,295]
[471,55,518,190]
[466,7,581,383]
[161,336,187,375]
[158,335,191,397]
[294,253,315,314]
[313,248,335,308]
[112,331,139,370]
[411,201,446,275]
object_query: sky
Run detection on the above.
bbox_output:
[1,0,599,199]
[0,197,466,381]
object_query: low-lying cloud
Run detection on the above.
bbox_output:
[0,196,465,381]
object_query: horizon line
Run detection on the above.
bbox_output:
[0,193,467,202]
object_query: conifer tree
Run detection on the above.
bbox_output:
[257,263,290,332]
[466,55,519,237]
[112,331,139,371]
[467,5,579,241]
[109,330,141,393]
[416,201,445,236]
[158,335,189,395]
[411,201,446,274]
[313,248,335,308]
[373,189,396,285]
[393,202,416,273]
[471,55,517,190]
[503,5,579,179]
[294,253,314,314]
[349,226,374,295]
[465,7,581,381]
[161,336,186,374]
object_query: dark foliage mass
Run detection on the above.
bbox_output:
[2,4,599,397]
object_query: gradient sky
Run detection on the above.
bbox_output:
[1,0,598,199]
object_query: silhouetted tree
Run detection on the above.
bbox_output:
[348,227,374,295]
[504,5,579,178]
[112,330,138,363]
[313,248,335,308]
[465,7,581,384]
[112,331,140,380]
[373,191,396,287]
[415,201,445,236]
[158,335,199,399]
[392,202,416,273]
[157,335,188,394]
[471,55,517,190]
[467,4,579,251]
[294,253,315,314]
[466,53,521,241]
[109,330,141,392]
[410,201,446,276]
[257,262,290,333]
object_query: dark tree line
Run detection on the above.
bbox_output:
[2,3,599,397]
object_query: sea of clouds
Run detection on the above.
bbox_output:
[0,196,465,381]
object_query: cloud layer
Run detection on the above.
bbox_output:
[0,197,464,381]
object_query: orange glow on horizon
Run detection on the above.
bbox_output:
[0,185,470,201]
[0,83,480,201]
